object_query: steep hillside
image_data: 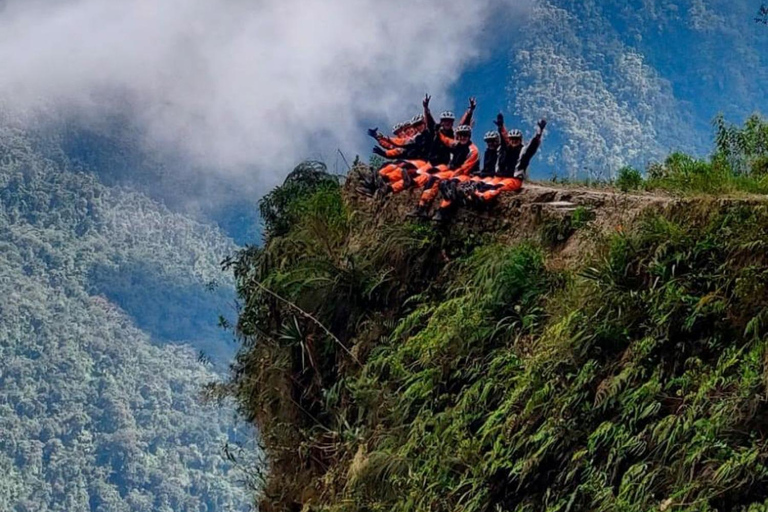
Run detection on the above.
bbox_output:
[508,0,768,179]
[0,123,238,363]
[224,155,768,511]
[0,126,252,511]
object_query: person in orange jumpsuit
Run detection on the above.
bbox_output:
[430,128,505,221]
[471,115,547,203]
[357,121,412,196]
[376,122,408,150]
[371,111,433,194]
[425,97,476,167]
[408,124,479,219]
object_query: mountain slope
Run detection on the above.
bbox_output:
[224,154,768,511]
[0,125,252,511]
[510,0,768,178]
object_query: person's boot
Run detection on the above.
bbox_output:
[458,182,478,207]
[406,204,430,219]
[374,171,388,190]
[356,184,375,197]
[432,207,450,223]
[401,168,414,189]
[374,183,392,201]
[463,192,479,209]
[356,170,378,196]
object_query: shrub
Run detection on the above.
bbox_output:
[615,166,644,192]
[571,205,596,229]
[258,160,339,238]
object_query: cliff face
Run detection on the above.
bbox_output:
[227,166,768,512]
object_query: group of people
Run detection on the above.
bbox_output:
[359,95,546,221]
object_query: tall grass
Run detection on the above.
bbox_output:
[225,115,768,512]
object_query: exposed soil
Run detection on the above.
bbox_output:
[345,166,768,266]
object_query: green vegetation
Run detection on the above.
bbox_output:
[551,114,768,196]
[0,125,252,511]
[616,114,768,196]
[615,166,643,192]
[226,146,768,511]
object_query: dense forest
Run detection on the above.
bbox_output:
[223,115,768,511]
[0,123,253,511]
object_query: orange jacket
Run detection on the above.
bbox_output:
[377,134,414,148]
[438,132,479,175]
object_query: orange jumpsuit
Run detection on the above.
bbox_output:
[419,132,479,208]
[473,126,541,202]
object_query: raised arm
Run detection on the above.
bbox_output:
[438,131,458,148]
[369,125,413,149]
[494,112,511,147]
[376,134,396,150]
[459,97,477,126]
[423,94,436,132]
[377,134,414,148]
[515,119,547,174]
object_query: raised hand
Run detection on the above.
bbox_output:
[423,94,431,108]
[372,146,386,157]
[494,113,504,128]
[469,97,477,110]
[367,127,379,139]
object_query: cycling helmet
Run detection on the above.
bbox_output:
[508,129,523,139]
[456,124,472,135]
[484,130,500,141]
[411,114,425,125]
[439,111,455,120]
[392,122,405,133]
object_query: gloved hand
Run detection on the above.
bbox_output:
[372,146,386,157]
[367,128,379,139]
[423,94,431,108]
[469,97,477,110]
[537,119,547,132]
[494,113,504,128]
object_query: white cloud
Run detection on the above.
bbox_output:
[0,0,532,192]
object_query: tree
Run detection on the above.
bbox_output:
[756,4,768,24]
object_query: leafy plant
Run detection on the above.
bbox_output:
[615,166,644,192]
[228,116,768,512]
[258,160,340,238]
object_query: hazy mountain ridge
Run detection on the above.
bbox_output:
[0,124,251,511]
[0,123,238,361]
[511,0,768,178]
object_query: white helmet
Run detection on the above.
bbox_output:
[411,114,425,125]
[484,131,500,141]
[440,111,455,120]
[508,129,523,139]
[393,122,405,132]
[456,124,472,135]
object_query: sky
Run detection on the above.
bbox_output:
[0,0,766,232]
[0,0,533,193]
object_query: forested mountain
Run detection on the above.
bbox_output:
[0,121,238,363]
[227,118,768,511]
[508,0,768,179]
[0,124,252,511]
